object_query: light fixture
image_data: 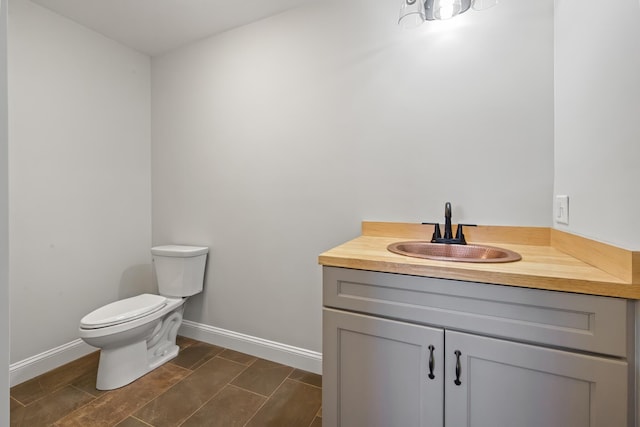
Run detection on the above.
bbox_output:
[428,0,470,20]
[398,0,426,29]
[398,0,498,27]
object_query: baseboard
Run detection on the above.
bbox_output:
[9,339,96,387]
[9,323,323,387]
[179,320,322,375]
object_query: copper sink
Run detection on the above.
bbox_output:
[387,241,521,263]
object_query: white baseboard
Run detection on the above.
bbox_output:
[9,339,96,387]
[179,320,322,375]
[9,322,322,387]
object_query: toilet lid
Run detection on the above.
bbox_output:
[80,294,167,329]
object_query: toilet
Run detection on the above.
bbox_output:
[79,245,208,390]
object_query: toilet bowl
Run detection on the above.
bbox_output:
[79,245,208,390]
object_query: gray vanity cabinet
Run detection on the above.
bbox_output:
[323,308,444,427]
[444,330,627,427]
[322,266,631,427]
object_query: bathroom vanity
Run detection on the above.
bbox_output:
[319,222,640,427]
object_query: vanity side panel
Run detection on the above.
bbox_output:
[634,300,640,427]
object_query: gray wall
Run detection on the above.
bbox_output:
[8,0,153,362]
[1,0,9,421]
[151,0,554,353]
[554,0,640,250]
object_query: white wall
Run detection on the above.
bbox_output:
[8,0,152,363]
[554,0,640,250]
[152,0,554,354]
[1,0,9,421]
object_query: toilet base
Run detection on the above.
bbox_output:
[96,341,175,390]
[94,306,184,390]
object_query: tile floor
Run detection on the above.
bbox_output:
[10,336,322,427]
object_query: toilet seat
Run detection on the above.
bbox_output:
[80,294,167,329]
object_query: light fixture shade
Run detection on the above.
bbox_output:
[398,0,426,29]
[425,0,471,20]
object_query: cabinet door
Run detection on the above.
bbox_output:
[323,308,444,427]
[445,330,628,427]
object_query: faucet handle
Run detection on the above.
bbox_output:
[422,222,442,242]
[455,224,477,245]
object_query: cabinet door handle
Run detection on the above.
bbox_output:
[454,350,462,386]
[428,345,435,380]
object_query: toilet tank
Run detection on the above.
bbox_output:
[151,245,209,297]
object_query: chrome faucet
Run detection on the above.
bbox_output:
[422,202,475,245]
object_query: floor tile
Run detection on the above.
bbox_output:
[54,363,189,427]
[176,335,197,350]
[169,341,224,370]
[9,339,323,427]
[10,351,100,405]
[289,369,322,388]
[181,385,266,427]
[231,358,294,396]
[10,397,23,411]
[134,357,247,427]
[218,348,258,365]
[245,379,322,427]
[70,366,108,398]
[10,399,26,427]
[10,385,94,427]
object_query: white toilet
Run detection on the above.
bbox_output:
[79,245,208,390]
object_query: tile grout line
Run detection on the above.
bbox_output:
[132,364,200,426]
[240,370,294,427]
[64,383,104,422]
[241,396,270,427]
[129,415,155,427]
[176,337,198,351]
[225,383,270,400]
[289,370,323,427]
[11,381,88,409]
[176,355,253,427]
[307,415,320,427]
[9,395,25,408]
[134,358,199,421]
[68,383,106,400]
[287,377,322,390]
[28,385,103,426]
[216,353,258,367]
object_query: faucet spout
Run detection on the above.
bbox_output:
[444,202,453,239]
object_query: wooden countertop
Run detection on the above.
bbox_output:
[318,222,640,299]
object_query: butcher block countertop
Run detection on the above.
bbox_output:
[318,222,640,299]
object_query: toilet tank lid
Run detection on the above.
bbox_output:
[151,245,209,257]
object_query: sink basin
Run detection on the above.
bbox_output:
[387,241,521,263]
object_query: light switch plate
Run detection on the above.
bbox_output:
[555,195,569,225]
